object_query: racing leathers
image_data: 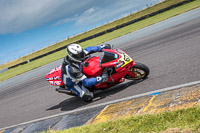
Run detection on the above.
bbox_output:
[61,45,109,102]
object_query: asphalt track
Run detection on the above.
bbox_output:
[0,8,200,129]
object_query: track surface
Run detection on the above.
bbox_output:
[0,15,200,128]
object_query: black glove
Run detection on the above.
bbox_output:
[102,67,109,82]
[96,73,108,83]
[102,73,108,82]
[96,76,103,83]
[101,44,112,49]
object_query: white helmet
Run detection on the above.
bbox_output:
[66,43,85,63]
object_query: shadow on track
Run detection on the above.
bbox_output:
[46,79,145,112]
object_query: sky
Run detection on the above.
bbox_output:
[0,0,164,65]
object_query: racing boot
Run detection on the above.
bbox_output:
[82,87,94,102]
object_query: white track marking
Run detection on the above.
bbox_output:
[1,80,200,130]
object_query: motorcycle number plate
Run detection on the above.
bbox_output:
[117,51,133,67]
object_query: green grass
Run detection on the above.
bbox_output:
[44,106,200,133]
[1,0,200,81]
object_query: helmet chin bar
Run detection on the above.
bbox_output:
[67,54,82,63]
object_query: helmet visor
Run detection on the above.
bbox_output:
[67,49,85,62]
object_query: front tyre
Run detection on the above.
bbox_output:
[127,62,150,80]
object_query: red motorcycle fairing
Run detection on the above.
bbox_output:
[82,56,103,78]
[82,48,136,89]
[95,61,135,89]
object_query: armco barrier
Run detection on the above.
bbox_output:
[6,0,194,70]
[8,60,29,69]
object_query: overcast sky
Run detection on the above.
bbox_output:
[0,0,163,65]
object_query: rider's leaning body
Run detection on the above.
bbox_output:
[60,43,111,102]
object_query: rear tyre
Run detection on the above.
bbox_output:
[127,62,149,80]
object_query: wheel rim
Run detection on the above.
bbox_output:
[129,68,146,80]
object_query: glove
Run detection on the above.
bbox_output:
[96,76,103,83]
[96,74,108,83]
[101,44,111,49]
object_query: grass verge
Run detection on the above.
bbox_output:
[43,106,200,133]
[0,0,200,81]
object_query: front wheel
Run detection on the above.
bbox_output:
[126,62,150,80]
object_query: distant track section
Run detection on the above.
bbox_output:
[6,0,195,70]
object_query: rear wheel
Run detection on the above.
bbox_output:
[127,62,149,80]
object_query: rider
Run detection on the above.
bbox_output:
[58,43,111,102]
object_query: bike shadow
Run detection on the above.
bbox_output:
[46,79,145,112]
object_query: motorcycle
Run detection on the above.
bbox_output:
[45,48,149,100]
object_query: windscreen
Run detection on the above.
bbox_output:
[101,52,119,64]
